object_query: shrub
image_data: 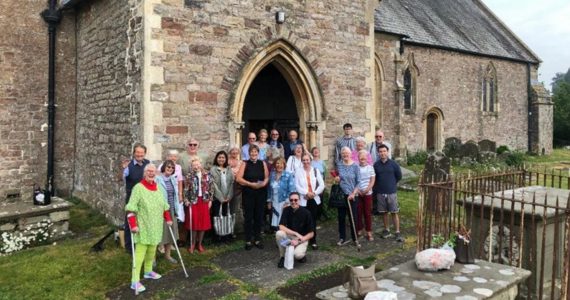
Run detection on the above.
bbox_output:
[505,151,525,167]
[407,150,429,165]
[496,145,510,155]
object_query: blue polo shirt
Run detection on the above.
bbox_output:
[373,159,402,194]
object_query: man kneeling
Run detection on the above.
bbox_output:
[275,192,314,268]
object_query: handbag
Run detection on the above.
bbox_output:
[454,236,474,264]
[213,201,235,236]
[176,201,185,222]
[343,264,379,299]
[328,184,347,208]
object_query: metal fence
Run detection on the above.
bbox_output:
[417,167,570,299]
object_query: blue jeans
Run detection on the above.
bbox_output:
[337,198,358,241]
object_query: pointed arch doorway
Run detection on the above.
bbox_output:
[229,40,323,150]
[424,107,444,151]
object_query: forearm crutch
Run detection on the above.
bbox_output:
[346,197,361,252]
[129,223,138,296]
[168,224,189,278]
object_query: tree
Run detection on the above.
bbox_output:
[553,68,570,145]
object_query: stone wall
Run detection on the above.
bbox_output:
[0,1,76,203]
[375,37,531,154]
[73,0,144,223]
[145,0,376,164]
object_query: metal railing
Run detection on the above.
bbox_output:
[418,168,570,299]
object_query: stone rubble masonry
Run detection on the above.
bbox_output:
[72,0,144,223]
[148,0,376,169]
[0,1,76,203]
[375,37,539,155]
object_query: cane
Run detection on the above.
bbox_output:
[129,224,138,296]
[346,196,361,252]
[168,224,189,278]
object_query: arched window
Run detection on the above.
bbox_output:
[482,62,498,112]
[404,68,412,109]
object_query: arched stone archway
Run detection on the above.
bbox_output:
[374,54,385,130]
[228,39,324,149]
[424,107,445,151]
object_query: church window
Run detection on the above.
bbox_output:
[482,63,498,112]
[404,68,413,110]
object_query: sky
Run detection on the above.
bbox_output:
[482,0,570,90]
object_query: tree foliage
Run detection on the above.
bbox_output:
[553,68,570,145]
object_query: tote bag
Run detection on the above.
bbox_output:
[343,264,379,299]
[328,184,347,208]
[213,202,235,236]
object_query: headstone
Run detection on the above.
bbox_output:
[478,151,497,164]
[423,151,450,183]
[443,137,462,158]
[459,141,479,160]
[478,139,497,152]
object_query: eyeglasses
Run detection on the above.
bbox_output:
[165,166,174,170]
[271,133,279,136]
[188,143,198,146]
[289,198,299,202]
[248,138,256,140]
[375,136,383,138]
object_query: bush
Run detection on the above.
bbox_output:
[407,150,429,165]
[505,151,525,167]
[496,145,510,155]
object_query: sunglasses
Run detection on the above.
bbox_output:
[188,143,198,146]
[375,136,383,138]
[165,166,174,169]
[289,198,299,202]
[271,133,279,136]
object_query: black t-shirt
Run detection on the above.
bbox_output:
[279,206,314,236]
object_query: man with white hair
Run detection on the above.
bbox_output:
[369,130,392,161]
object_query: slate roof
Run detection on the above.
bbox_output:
[375,0,540,63]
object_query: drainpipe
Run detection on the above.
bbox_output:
[526,63,532,153]
[41,0,62,204]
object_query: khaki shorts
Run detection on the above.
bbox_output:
[376,193,399,213]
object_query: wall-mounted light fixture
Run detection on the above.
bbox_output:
[276,11,285,24]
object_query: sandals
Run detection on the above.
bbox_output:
[366,232,374,241]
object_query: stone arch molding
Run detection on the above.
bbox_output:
[227,38,324,148]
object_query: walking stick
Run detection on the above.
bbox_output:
[346,197,361,252]
[129,224,138,296]
[168,224,189,278]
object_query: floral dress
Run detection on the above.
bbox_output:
[126,182,170,245]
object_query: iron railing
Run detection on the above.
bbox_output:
[418,167,570,300]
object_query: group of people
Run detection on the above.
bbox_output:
[119,124,403,293]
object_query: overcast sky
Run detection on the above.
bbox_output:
[482,0,570,90]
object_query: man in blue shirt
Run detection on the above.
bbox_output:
[241,132,257,161]
[372,144,403,242]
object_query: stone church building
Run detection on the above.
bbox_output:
[0,0,552,221]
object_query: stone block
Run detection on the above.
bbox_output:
[443,137,462,158]
[459,141,479,160]
[49,211,70,223]
[478,139,496,152]
[0,222,16,231]
[18,215,49,228]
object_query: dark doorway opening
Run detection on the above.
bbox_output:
[426,113,438,151]
[242,63,299,145]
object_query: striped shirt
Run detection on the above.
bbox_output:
[335,136,356,165]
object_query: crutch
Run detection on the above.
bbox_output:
[346,197,361,252]
[168,224,189,278]
[129,223,139,296]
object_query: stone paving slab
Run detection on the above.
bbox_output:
[317,259,531,299]
[211,240,344,289]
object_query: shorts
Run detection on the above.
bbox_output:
[376,193,399,213]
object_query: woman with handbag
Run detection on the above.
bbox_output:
[184,159,213,254]
[236,144,269,250]
[267,157,295,231]
[156,160,181,264]
[295,153,325,250]
[333,146,361,246]
[210,151,235,242]
[286,144,304,175]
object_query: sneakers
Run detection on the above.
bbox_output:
[381,229,392,239]
[254,241,264,249]
[296,256,307,263]
[130,282,146,293]
[311,243,318,250]
[337,239,350,246]
[143,271,162,280]
[395,232,405,242]
[277,257,285,268]
[245,242,253,250]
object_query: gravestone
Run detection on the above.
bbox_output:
[459,141,479,160]
[443,137,462,158]
[423,151,450,183]
[478,139,497,152]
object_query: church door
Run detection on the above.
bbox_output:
[242,63,299,144]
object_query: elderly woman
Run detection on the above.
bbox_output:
[333,146,361,246]
[267,157,295,230]
[286,143,304,175]
[156,160,181,264]
[236,144,269,250]
[184,159,213,254]
[210,150,235,242]
[356,150,376,241]
[179,138,205,176]
[351,137,372,165]
[257,129,270,161]
[295,153,325,250]
[160,150,184,200]
[125,164,172,293]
